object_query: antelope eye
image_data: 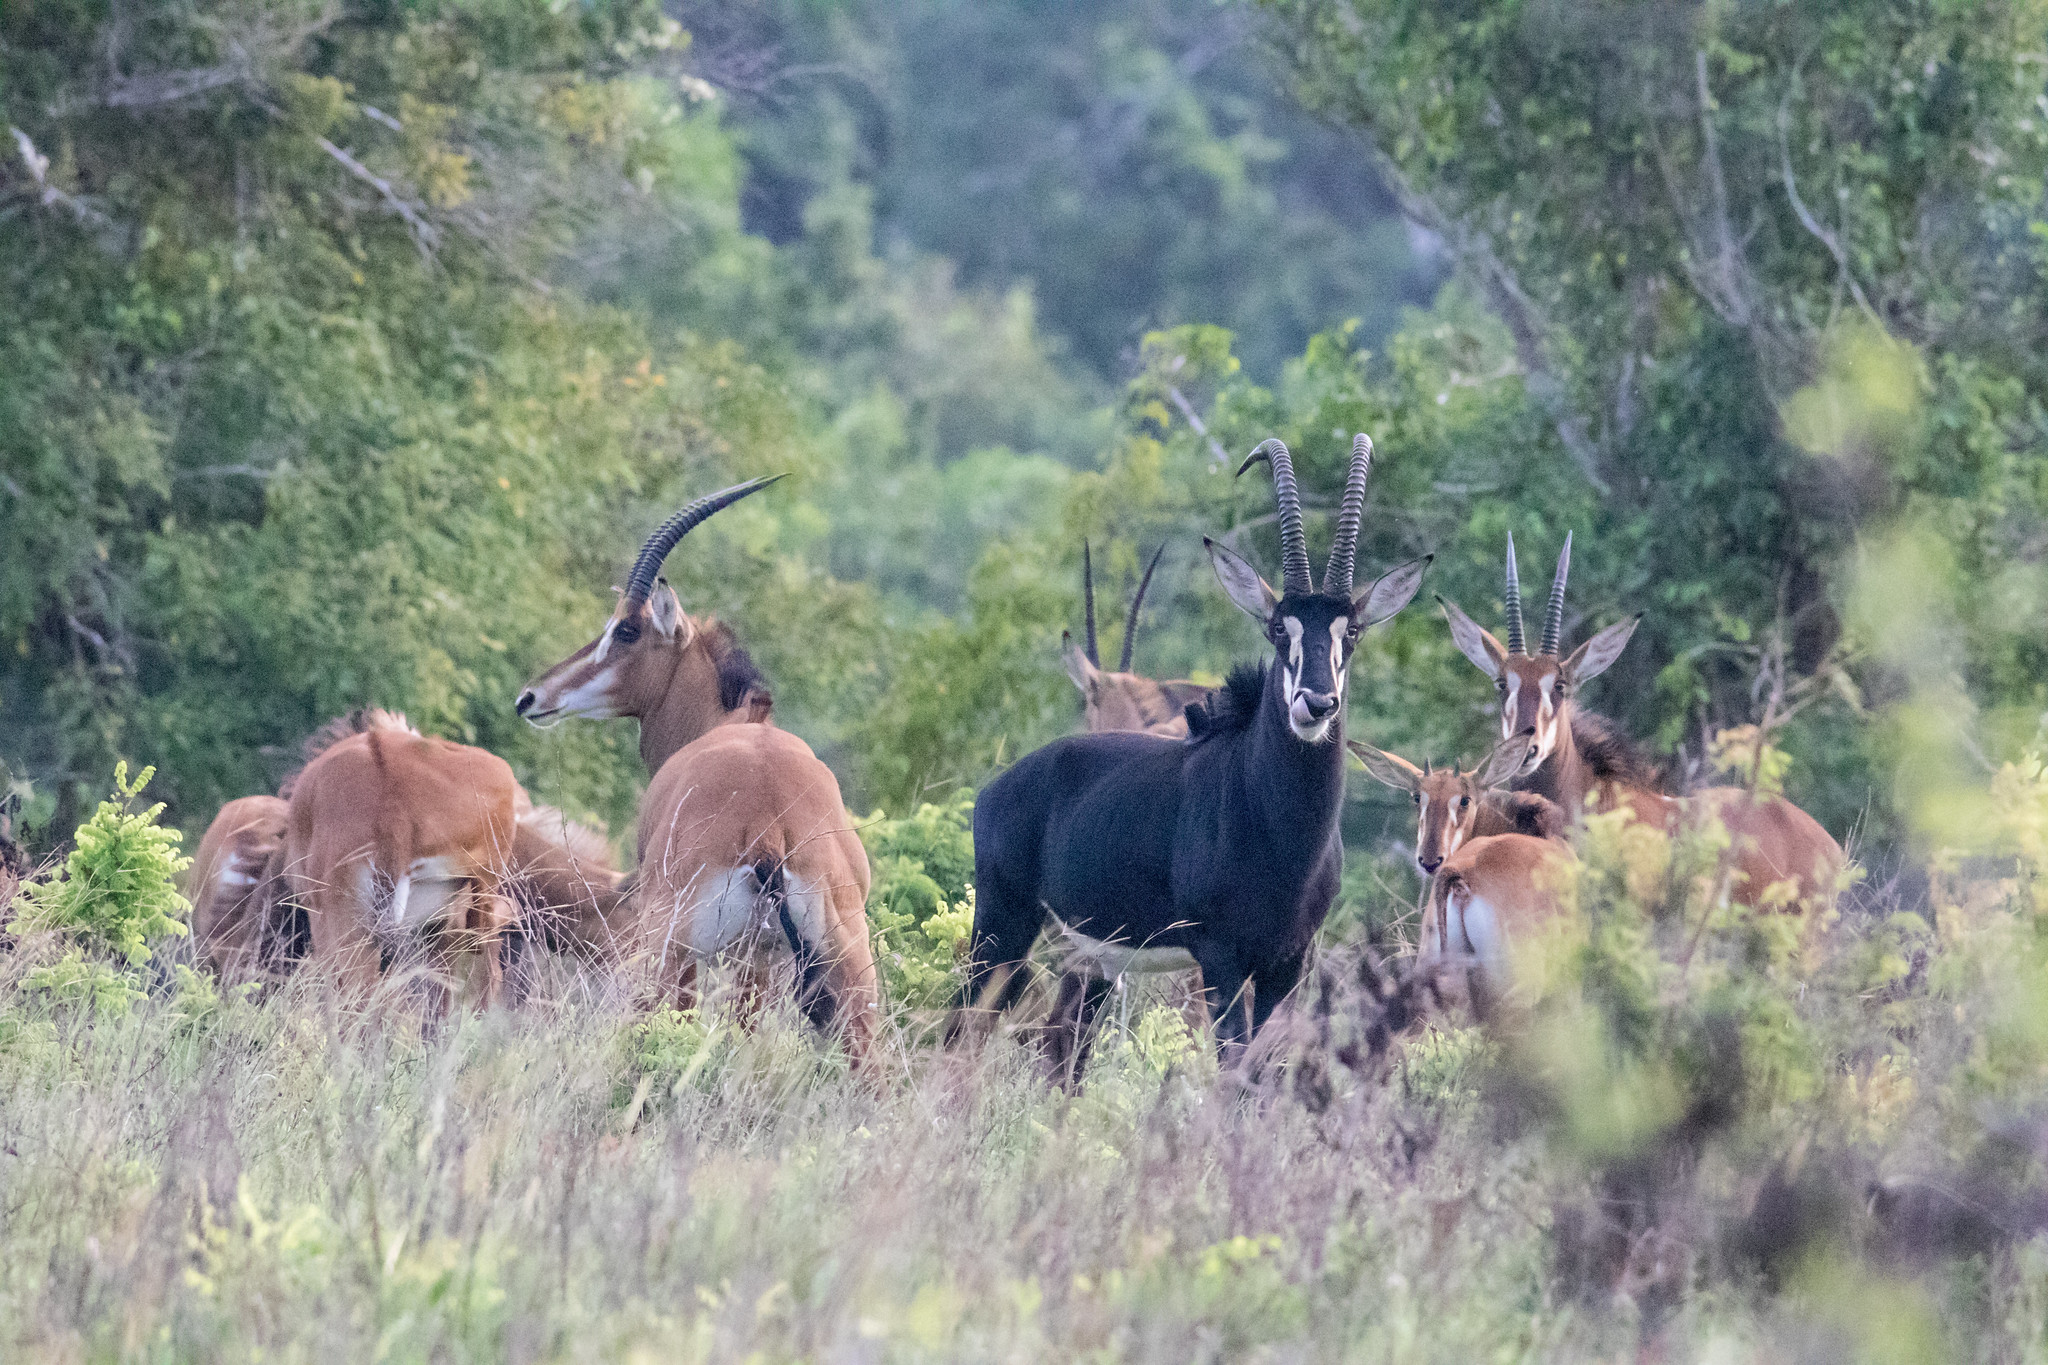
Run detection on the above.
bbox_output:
[1411,793,1421,805]
[1495,678,1507,691]
[612,623,641,646]
[1459,796,1471,809]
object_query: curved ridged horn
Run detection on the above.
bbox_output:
[1120,543,1167,672]
[1235,438,1313,597]
[1503,532,1526,656]
[1082,541,1101,667]
[622,475,785,609]
[1540,532,1573,657]
[1322,433,1374,596]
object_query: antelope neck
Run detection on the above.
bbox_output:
[636,631,739,774]
[1248,657,1347,839]
[1517,704,1592,816]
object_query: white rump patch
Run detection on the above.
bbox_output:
[361,855,467,938]
[677,866,826,956]
[1050,915,1198,980]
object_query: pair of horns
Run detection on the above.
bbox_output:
[621,474,786,609]
[1503,531,1573,657]
[1236,434,1373,598]
[1082,541,1167,673]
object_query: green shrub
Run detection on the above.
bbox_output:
[862,790,977,1018]
[9,763,191,1016]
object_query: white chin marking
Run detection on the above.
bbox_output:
[1287,701,1333,743]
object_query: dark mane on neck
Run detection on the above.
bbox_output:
[1185,661,1265,742]
[701,620,771,714]
[1570,710,1657,788]
[279,708,418,798]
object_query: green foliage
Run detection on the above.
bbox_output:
[861,790,976,1017]
[10,764,191,1015]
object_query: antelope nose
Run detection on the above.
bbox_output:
[1418,856,1442,876]
[1301,691,1339,720]
[515,690,537,716]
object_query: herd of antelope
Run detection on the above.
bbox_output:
[174,433,1845,1080]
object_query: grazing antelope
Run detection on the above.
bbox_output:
[955,434,1430,1078]
[1063,542,1209,737]
[1440,535,1843,908]
[515,478,880,1064]
[285,709,519,1010]
[188,795,291,981]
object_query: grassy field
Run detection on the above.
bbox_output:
[6,786,2048,1362]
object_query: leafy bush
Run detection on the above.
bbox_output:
[862,790,977,1018]
[8,764,191,1016]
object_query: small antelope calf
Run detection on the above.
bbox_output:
[1353,732,1569,1015]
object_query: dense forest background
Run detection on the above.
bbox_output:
[6,0,2048,888]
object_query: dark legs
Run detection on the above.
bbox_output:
[944,871,1044,1044]
[1040,972,1112,1089]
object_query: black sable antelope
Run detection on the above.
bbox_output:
[952,435,1430,1076]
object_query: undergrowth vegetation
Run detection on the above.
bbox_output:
[5,748,2048,1359]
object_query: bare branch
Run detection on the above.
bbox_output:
[103,64,247,110]
[9,128,112,227]
[1166,385,1231,468]
[1777,93,1881,328]
[1360,145,1613,496]
[314,136,440,254]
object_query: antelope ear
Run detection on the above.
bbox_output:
[1061,630,1098,692]
[1205,537,1278,624]
[646,579,692,645]
[1563,614,1640,685]
[1351,555,1432,629]
[1347,740,1425,793]
[1473,728,1538,788]
[1438,596,1507,681]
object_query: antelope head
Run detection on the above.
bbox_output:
[1437,534,1639,777]
[515,477,781,733]
[1207,435,1430,744]
[1350,730,1537,876]
[1062,541,1187,733]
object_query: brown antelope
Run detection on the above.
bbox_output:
[285,709,520,1010]
[1350,731,1556,878]
[188,795,291,980]
[506,790,630,957]
[1062,542,1210,737]
[1439,534,1843,909]
[514,478,880,1064]
[1351,731,1567,1015]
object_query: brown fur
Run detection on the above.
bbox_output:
[1439,597,1841,914]
[518,581,878,1065]
[1063,631,1207,738]
[286,722,518,1011]
[188,795,291,981]
[507,790,630,955]
[1428,832,1574,1018]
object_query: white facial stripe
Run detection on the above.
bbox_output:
[593,619,618,664]
[1328,618,1348,698]
[1282,616,1304,690]
[1502,673,1522,737]
[554,665,624,719]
